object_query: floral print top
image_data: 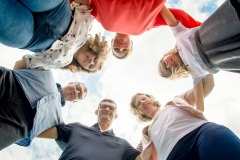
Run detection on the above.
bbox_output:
[25,2,93,70]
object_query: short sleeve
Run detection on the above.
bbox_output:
[56,123,77,143]
[123,141,140,160]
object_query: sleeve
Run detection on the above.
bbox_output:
[56,123,76,143]
[123,141,141,160]
[25,40,73,70]
[153,8,201,29]
[25,4,93,70]
[170,21,187,35]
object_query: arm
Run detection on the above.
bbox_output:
[184,74,214,109]
[194,81,204,112]
[14,57,27,70]
[38,127,58,139]
[135,155,142,160]
[154,8,201,28]
[160,5,178,27]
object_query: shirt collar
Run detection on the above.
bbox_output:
[93,123,115,135]
[56,83,66,107]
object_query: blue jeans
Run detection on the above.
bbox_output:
[0,0,72,52]
[167,122,240,160]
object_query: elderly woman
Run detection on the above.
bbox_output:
[1,0,109,73]
[130,75,240,160]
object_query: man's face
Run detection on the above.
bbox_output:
[61,82,87,102]
[112,33,132,58]
[96,101,117,122]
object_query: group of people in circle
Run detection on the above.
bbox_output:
[0,0,240,159]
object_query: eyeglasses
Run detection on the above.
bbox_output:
[99,104,116,111]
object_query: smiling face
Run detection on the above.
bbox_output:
[96,100,118,122]
[133,94,158,119]
[158,51,183,77]
[61,82,87,102]
[74,47,100,72]
[112,33,132,58]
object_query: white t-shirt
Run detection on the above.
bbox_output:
[140,95,207,160]
[171,22,210,86]
[25,3,94,70]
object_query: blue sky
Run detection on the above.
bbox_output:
[1,0,240,159]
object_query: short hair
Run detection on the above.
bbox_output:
[158,47,189,79]
[112,40,133,59]
[99,99,117,109]
[130,93,161,122]
[62,33,110,73]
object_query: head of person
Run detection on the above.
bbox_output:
[95,99,118,123]
[112,33,133,59]
[62,33,110,73]
[158,47,189,80]
[130,93,161,122]
[61,82,88,102]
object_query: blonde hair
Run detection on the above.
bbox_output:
[62,33,110,73]
[159,47,189,79]
[130,93,161,122]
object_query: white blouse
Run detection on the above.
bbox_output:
[25,2,94,70]
[140,96,207,160]
[171,22,210,86]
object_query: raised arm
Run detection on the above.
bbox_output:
[184,74,214,111]
[160,5,178,27]
[38,127,58,139]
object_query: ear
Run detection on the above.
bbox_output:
[95,109,99,115]
[114,113,118,119]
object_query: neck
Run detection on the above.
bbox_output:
[98,121,111,132]
[151,108,161,119]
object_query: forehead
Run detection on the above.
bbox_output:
[100,101,116,107]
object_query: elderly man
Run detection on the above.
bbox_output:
[72,0,201,59]
[39,99,141,160]
[0,67,87,150]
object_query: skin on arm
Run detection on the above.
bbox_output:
[184,74,214,110]
[160,5,178,27]
[194,81,204,112]
[13,57,27,70]
[38,127,58,139]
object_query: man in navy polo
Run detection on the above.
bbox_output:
[39,99,141,160]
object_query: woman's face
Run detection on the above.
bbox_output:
[158,52,183,77]
[134,94,157,117]
[75,48,99,72]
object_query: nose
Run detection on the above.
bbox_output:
[87,56,95,64]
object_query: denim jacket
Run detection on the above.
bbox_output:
[12,69,64,146]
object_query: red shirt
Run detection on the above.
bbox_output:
[70,0,201,35]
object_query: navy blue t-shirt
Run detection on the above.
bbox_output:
[56,123,140,160]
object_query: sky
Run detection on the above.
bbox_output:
[1,0,240,159]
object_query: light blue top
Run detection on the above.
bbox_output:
[12,69,64,146]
